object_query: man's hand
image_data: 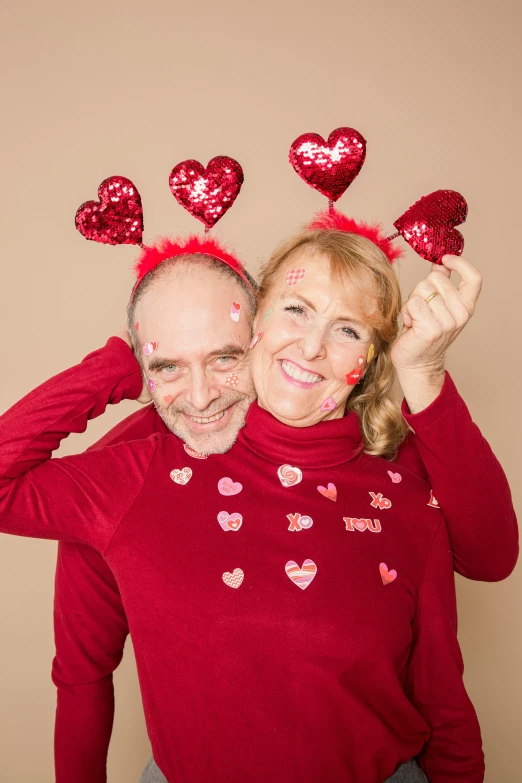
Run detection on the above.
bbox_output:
[114,325,152,405]
[391,255,482,413]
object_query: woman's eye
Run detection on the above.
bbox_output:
[284,305,305,316]
[339,326,361,341]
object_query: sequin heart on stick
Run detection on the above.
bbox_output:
[169,156,244,229]
[289,127,367,202]
[392,190,468,264]
[75,176,143,245]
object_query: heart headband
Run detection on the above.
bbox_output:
[289,126,468,264]
[75,157,254,298]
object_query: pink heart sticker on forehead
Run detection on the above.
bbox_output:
[285,268,306,287]
[230,301,241,323]
[143,341,158,356]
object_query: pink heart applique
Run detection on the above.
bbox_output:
[170,467,193,486]
[285,559,317,590]
[387,471,402,483]
[222,568,244,589]
[285,268,306,287]
[218,477,243,496]
[317,483,337,502]
[320,396,337,412]
[217,511,243,532]
[379,563,397,585]
[230,302,241,323]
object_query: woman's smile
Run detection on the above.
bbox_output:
[278,359,325,388]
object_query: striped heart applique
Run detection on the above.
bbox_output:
[217,511,243,532]
[222,568,244,589]
[285,559,317,590]
[170,467,193,485]
[379,563,397,585]
[277,464,303,487]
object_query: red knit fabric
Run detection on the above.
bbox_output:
[1,340,516,781]
[309,208,404,263]
[131,235,255,299]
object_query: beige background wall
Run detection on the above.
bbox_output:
[0,0,520,780]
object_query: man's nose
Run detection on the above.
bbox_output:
[185,369,222,411]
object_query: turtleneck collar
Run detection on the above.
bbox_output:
[238,401,365,468]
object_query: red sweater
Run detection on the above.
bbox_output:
[0,339,513,783]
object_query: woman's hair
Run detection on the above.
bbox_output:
[257,228,409,458]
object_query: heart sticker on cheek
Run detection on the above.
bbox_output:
[225,373,239,387]
[230,302,241,323]
[164,395,174,405]
[147,378,156,393]
[249,331,264,349]
[320,397,337,412]
[357,355,364,367]
[135,322,139,331]
[143,341,158,356]
[286,268,306,287]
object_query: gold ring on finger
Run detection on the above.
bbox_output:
[424,291,441,305]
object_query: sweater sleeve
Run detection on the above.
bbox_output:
[0,338,157,549]
[52,406,163,783]
[406,521,484,782]
[396,372,518,582]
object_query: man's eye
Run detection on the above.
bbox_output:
[160,365,178,374]
[216,356,235,365]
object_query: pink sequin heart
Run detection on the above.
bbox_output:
[285,268,306,287]
[285,559,317,590]
[217,511,243,532]
[222,568,244,589]
[387,471,402,483]
[320,396,337,412]
[218,477,243,496]
[317,483,337,502]
[379,563,397,585]
[170,467,193,486]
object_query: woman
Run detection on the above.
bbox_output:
[0,217,513,782]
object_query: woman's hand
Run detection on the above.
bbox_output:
[391,255,482,413]
[114,325,152,405]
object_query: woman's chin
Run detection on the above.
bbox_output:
[260,393,316,427]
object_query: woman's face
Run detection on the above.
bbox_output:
[250,249,375,427]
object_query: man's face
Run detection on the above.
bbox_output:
[135,264,256,455]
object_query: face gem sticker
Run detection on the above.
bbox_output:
[367,344,375,363]
[218,477,243,496]
[427,490,440,508]
[135,321,139,331]
[285,559,317,590]
[357,355,364,367]
[285,268,306,287]
[224,373,239,388]
[164,395,174,405]
[217,511,243,531]
[183,443,208,459]
[222,568,244,588]
[369,492,392,510]
[230,301,241,323]
[346,368,363,385]
[143,341,158,356]
[320,396,337,413]
[317,483,337,502]
[262,308,273,323]
[249,331,264,349]
[379,562,397,585]
[170,467,193,485]
[147,378,156,393]
[387,470,402,483]
[277,464,303,487]
[286,512,313,531]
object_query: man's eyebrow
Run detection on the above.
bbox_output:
[284,293,368,329]
[147,345,246,371]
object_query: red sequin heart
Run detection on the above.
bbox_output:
[75,176,143,245]
[393,190,467,264]
[169,156,244,229]
[289,127,366,202]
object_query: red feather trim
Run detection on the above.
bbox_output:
[308,208,403,263]
[132,235,254,298]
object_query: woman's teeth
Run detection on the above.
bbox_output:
[281,360,323,384]
[190,409,227,424]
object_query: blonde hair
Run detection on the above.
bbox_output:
[257,229,409,458]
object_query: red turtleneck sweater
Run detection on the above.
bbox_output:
[1,338,510,782]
